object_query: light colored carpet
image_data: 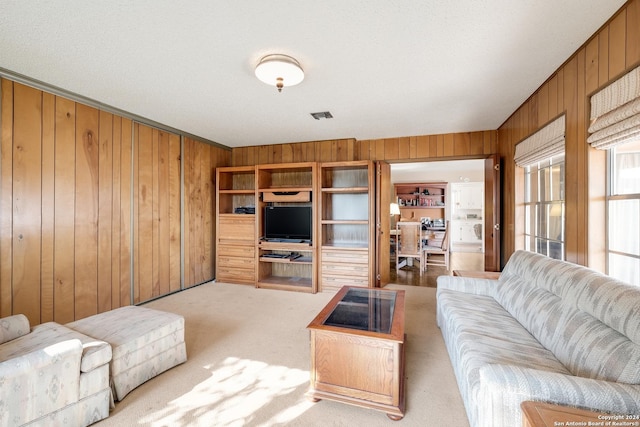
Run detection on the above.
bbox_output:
[95,282,468,427]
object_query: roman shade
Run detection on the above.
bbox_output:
[514,115,565,167]
[588,65,640,150]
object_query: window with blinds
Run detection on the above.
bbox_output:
[524,154,565,260]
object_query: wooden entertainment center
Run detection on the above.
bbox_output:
[215,161,376,292]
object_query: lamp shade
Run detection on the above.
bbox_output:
[255,54,304,92]
[390,203,401,215]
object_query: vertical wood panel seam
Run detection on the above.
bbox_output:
[0,79,7,315]
[180,134,185,290]
[95,111,99,312]
[51,95,56,317]
[130,122,135,306]
[40,90,44,322]
[72,99,77,320]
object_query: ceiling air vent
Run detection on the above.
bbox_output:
[310,111,333,120]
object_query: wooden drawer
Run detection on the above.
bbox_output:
[218,216,255,242]
[321,262,368,278]
[217,244,255,258]
[321,248,368,264]
[262,190,310,202]
[216,266,255,284]
[320,274,369,290]
[321,248,370,291]
[218,255,256,268]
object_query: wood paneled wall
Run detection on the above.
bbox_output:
[184,137,230,287]
[132,124,182,303]
[232,138,357,166]
[1,80,135,324]
[0,79,229,325]
[356,132,497,161]
[497,0,640,269]
[232,132,497,166]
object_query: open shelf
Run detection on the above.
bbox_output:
[320,242,369,249]
[259,256,313,264]
[256,162,318,293]
[256,276,313,292]
[320,161,371,188]
[321,187,369,193]
[395,182,446,209]
[321,220,369,225]
[217,166,256,215]
[394,182,447,224]
[321,223,370,247]
[257,256,314,292]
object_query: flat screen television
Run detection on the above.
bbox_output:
[264,206,312,241]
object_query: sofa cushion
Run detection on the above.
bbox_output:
[438,289,572,427]
[438,290,570,373]
[564,267,640,346]
[0,322,112,373]
[501,250,640,345]
[66,305,185,374]
[497,251,640,384]
[494,274,562,340]
[0,314,30,344]
[547,305,640,384]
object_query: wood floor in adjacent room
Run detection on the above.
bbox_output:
[389,251,484,288]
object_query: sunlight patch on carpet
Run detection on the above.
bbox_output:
[139,356,313,426]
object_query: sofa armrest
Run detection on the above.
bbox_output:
[436,275,498,297]
[477,364,640,427]
[0,339,83,425]
[0,314,30,344]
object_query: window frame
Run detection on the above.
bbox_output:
[606,146,640,284]
[523,154,566,260]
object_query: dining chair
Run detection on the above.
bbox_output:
[396,221,424,275]
[422,220,450,271]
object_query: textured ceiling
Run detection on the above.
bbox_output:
[0,1,625,148]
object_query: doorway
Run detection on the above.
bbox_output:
[388,159,490,287]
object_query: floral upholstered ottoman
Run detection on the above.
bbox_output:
[66,305,187,401]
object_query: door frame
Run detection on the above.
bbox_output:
[375,161,391,286]
[378,155,502,280]
[484,154,501,271]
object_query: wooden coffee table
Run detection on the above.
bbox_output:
[521,401,609,426]
[306,286,406,420]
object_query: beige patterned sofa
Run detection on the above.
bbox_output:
[437,250,640,427]
[0,315,112,427]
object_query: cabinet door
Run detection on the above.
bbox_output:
[453,183,483,210]
[460,222,483,243]
[452,188,462,212]
[451,222,462,242]
[467,184,484,209]
[218,216,255,243]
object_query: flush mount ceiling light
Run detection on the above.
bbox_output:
[255,54,304,92]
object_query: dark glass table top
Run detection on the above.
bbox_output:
[322,288,397,333]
